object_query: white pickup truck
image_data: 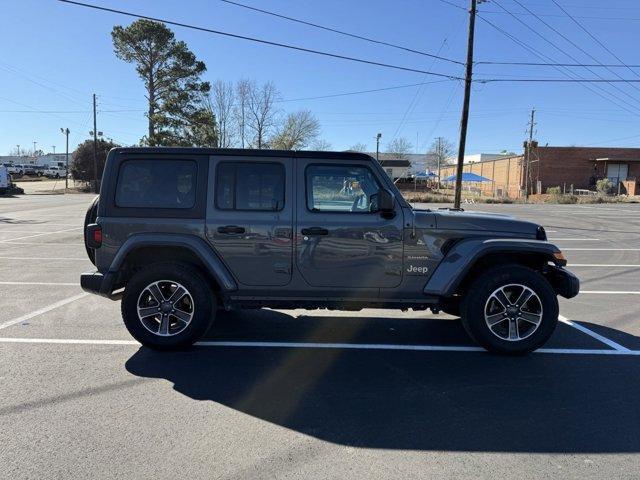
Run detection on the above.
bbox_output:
[44,165,67,178]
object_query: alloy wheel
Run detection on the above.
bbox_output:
[484,284,543,341]
[136,280,194,337]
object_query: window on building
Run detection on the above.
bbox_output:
[215,162,285,211]
[115,159,196,209]
[306,164,381,213]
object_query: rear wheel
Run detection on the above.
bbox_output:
[460,264,558,355]
[83,196,99,265]
[121,262,215,350]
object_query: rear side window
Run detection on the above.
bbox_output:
[115,159,197,209]
[215,162,284,211]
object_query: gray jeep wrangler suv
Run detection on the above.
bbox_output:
[81,148,579,354]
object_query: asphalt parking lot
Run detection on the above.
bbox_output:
[1,194,640,479]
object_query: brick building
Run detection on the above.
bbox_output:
[439,146,640,198]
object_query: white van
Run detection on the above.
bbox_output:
[45,165,67,178]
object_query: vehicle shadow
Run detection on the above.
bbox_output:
[0,216,41,224]
[125,310,640,453]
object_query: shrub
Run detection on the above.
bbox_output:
[546,186,561,195]
[556,195,578,204]
[596,178,613,195]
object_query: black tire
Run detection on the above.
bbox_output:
[121,262,215,350]
[83,195,99,265]
[460,264,558,355]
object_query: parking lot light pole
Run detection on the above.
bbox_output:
[61,128,70,190]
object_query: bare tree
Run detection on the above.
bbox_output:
[311,139,332,151]
[386,137,413,160]
[204,80,235,148]
[348,142,368,152]
[427,137,455,167]
[270,110,320,150]
[233,78,252,148]
[247,81,280,149]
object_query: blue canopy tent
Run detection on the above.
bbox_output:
[415,171,438,178]
[443,172,492,183]
[412,171,438,190]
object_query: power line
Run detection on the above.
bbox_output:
[477,61,640,68]
[479,78,640,83]
[389,26,464,145]
[549,0,640,83]
[505,0,640,99]
[278,80,454,102]
[486,2,640,113]
[475,15,640,117]
[219,0,464,65]
[57,0,462,80]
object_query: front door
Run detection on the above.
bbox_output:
[295,160,404,289]
[206,155,293,287]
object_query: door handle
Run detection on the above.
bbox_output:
[301,227,329,236]
[217,225,245,234]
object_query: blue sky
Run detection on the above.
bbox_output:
[2,0,640,156]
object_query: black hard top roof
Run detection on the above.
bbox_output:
[113,147,374,162]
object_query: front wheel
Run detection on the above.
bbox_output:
[121,263,215,350]
[460,265,558,355]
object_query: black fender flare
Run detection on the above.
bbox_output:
[108,233,238,292]
[423,238,565,297]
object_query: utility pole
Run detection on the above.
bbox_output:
[52,146,56,155]
[61,128,70,190]
[376,133,382,163]
[525,108,536,201]
[16,145,20,157]
[92,93,99,193]
[33,141,37,156]
[436,137,443,192]
[453,0,482,210]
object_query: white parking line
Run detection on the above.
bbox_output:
[558,315,630,351]
[0,227,80,243]
[563,248,640,251]
[0,242,85,246]
[0,293,88,330]
[548,238,600,241]
[0,257,87,261]
[0,337,638,356]
[580,290,640,294]
[570,264,640,267]
[0,281,79,286]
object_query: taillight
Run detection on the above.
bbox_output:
[93,228,102,246]
[86,223,102,248]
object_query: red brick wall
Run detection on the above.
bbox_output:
[533,146,640,191]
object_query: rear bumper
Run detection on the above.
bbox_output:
[80,270,119,299]
[545,265,580,299]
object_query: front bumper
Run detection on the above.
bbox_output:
[545,265,580,299]
[80,270,119,299]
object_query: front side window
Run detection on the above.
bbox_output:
[306,164,381,213]
[215,162,285,211]
[115,159,196,209]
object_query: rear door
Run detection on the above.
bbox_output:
[295,159,404,289]
[206,155,293,287]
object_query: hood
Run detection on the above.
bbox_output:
[413,208,540,237]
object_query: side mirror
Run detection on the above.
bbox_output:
[371,188,395,216]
